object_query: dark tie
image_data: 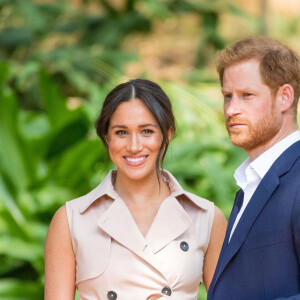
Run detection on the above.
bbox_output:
[226,190,244,242]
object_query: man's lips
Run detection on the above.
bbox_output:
[226,118,247,128]
[228,122,245,127]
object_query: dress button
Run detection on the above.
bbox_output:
[180,241,189,251]
[161,286,172,296]
[107,291,117,300]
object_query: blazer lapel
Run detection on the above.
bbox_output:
[209,190,244,292]
[214,171,279,283]
[224,190,244,244]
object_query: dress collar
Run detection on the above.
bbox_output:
[79,169,209,213]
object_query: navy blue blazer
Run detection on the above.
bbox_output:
[208,141,300,300]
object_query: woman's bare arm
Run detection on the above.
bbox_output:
[203,206,227,291]
[44,205,76,300]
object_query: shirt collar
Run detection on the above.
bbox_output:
[234,130,300,186]
[79,169,209,213]
[234,158,251,190]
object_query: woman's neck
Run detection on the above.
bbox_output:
[114,171,170,205]
[113,171,171,237]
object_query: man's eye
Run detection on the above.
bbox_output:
[224,94,232,100]
[244,93,253,97]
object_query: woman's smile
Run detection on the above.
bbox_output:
[123,155,149,166]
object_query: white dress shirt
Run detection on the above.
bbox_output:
[229,130,300,241]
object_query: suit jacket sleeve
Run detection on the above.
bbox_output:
[274,184,300,300]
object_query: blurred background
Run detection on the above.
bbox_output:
[0,0,300,299]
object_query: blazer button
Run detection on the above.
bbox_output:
[161,286,172,296]
[107,291,117,300]
[180,241,189,251]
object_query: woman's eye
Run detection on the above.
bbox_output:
[116,130,127,136]
[142,129,153,134]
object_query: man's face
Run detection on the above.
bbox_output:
[222,59,282,153]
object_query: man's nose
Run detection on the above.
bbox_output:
[225,94,242,117]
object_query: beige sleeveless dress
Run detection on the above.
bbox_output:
[66,170,214,300]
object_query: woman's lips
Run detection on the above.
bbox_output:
[123,155,148,166]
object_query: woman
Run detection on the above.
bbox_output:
[44,79,227,300]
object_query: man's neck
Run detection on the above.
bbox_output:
[247,126,298,162]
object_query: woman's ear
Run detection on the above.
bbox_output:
[105,135,109,145]
[167,127,174,142]
[277,84,294,112]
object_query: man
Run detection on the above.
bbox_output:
[207,36,300,300]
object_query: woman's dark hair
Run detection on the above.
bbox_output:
[95,79,176,179]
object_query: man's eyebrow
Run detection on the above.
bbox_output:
[221,89,231,94]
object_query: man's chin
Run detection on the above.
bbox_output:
[229,135,250,149]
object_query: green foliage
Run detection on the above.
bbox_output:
[0,0,249,299]
[0,61,112,298]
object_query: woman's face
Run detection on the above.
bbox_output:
[107,98,164,183]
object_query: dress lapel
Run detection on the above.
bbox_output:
[145,196,192,254]
[97,195,192,256]
[97,196,147,257]
[97,194,192,284]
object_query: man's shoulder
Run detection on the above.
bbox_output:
[272,140,300,174]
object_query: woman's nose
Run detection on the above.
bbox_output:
[126,133,142,153]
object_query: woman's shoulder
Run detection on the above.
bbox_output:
[163,170,214,211]
[183,191,215,211]
[183,191,226,225]
[49,205,68,228]
[46,205,71,252]
[66,170,117,213]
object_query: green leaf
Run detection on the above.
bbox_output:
[45,109,90,159]
[0,62,10,84]
[52,139,106,192]
[0,279,43,299]
[0,27,34,48]
[38,69,70,129]
[15,0,47,32]
[0,81,28,191]
[0,235,43,261]
[0,256,24,277]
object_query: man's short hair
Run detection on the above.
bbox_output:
[216,36,300,109]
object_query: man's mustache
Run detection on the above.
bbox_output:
[226,117,248,125]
